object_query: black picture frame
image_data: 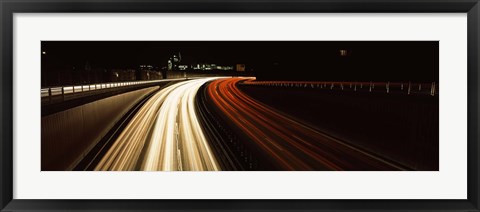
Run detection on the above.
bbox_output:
[1,0,479,211]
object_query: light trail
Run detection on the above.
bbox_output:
[207,78,405,171]
[95,78,221,171]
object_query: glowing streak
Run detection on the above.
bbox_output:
[95,78,220,171]
[207,78,403,171]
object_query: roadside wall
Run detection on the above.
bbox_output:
[41,86,158,171]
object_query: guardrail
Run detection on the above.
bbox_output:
[242,80,438,96]
[41,79,184,98]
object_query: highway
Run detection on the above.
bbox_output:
[93,77,410,171]
[207,78,406,170]
[95,78,221,171]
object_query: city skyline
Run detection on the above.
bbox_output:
[42,41,438,83]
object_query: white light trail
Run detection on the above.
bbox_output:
[95,78,220,171]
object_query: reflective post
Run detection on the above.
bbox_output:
[408,82,411,95]
[431,82,436,96]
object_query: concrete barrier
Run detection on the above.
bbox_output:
[41,86,158,171]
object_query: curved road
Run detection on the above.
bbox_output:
[94,77,406,171]
[95,78,221,171]
[207,78,405,171]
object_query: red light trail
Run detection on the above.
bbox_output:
[207,78,405,171]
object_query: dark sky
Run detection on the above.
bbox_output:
[42,41,438,82]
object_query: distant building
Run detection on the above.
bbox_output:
[110,69,136,81]
[139,64,154,71]
[167,52,181,72]
[167,59,173,71]
[178,65,189,71]
[339,49,350,56]
[190,63,234,71]
[216,65,234,71]
[236,64,246,72]
[165,52,235,73]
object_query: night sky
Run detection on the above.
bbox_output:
[42,41,438,82]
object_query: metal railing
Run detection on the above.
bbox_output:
[41,79,184,98]
[242,81,438,96]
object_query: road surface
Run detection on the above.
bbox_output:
[95,78,221,171]
[207,78,405,170]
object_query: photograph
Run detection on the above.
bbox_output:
[4,1,478,211]
[40,41,439,171]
